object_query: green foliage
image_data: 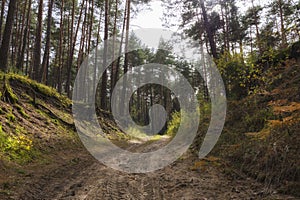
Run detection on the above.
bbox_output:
[217,53,255,99]
[166,112,181,136]
[166,110,198,137]
[0,124,35,163]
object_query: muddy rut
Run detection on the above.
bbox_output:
[17,139,296,200]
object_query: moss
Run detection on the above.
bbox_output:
[6,113,15,122]
[0,107,4,115]
[15,125,27,135]
[0,123,36,164]
[1,76,18,104]
[21,92,33,102]
[15,104,29,119]
[6,73,71,107]
[51,118,59,126]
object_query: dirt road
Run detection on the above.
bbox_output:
[15,138,296,200]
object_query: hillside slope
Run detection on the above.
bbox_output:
[0,58,299,198]
[211,58,300,196]
[0,74,126,199]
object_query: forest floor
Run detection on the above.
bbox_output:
[10,137,297,200]
[0,65,299,200]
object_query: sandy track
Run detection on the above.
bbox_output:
[17,139,296,200]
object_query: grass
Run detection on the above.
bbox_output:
[127,127,149,139]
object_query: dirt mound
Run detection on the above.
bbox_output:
[210,60,300,197]
[0,74,78,198]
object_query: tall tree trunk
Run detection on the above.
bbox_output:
[32,0,43,80]
[200,0,218,59]
[115,0,128,81]
[86,0,94,101]
[25,15,31,75]
[278,0,287,47]
[0,0,17,71]
[72,0,85,99]
[65,0,76,97]
[93,8,102,94]
[120,0,131,115]
[110,0,119,98]
[17,0,31,72]
[100,0,110,110]
[76,0,87,100]
[11,3,20,68]
[251,0,262,53]
[0,0,6,42]
[77,0,87,71]
[57,0,64,93]
[41,0,54,84]
[16,0,28,70]
[220,5,227,53]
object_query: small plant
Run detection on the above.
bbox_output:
[0,122,35,163]
[127,127,148,139]
[0,130,34,163]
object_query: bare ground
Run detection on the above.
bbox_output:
[12,138,297,200]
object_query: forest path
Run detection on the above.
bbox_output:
[17,137,296,200]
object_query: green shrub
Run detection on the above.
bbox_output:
[166,110,198,137]
[166,112,181,136]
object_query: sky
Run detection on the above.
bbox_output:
[131,1,165,30]
[131,0,270,30]
[130,0,271,50]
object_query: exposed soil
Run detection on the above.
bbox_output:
[10,138,297,200]
[0,74,298,200]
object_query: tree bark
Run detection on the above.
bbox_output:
[278,0,287,47]
[100,0,110,110]
[65,0,76,97]
[41,0,54,84]
[0,0,6,41]
[32,0,43,80]
[57,0,64,93]
[200,0,218,59]
[110,0,119,98]
[0,0,17,71]
[16,0,29,71]
[120,0,131,115]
